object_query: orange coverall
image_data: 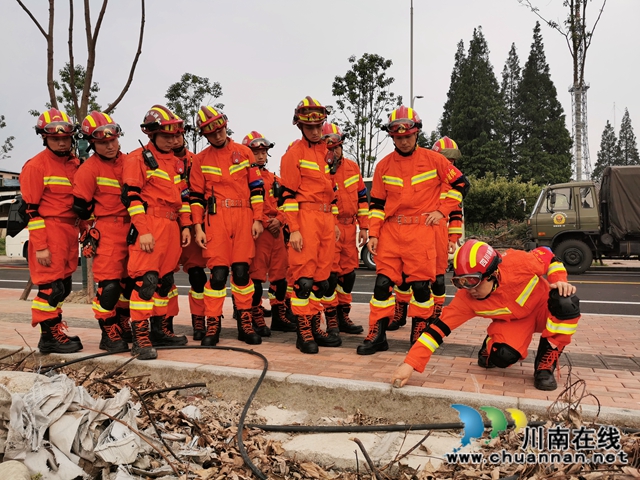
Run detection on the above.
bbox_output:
[404,248,579,372]
[368,148,463,323]
[189,139,264,317]
[280,138,337,316]
[73,151,130,320]
[20,149,80,326]
[322,157,369,308]
[124,142,192,322]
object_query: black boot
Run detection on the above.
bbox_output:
[150,315,188,346]
[237,309,262,345]
[285,298,297,323]
[324,306,340,335]
[357,318,389,355]
[192,314,206,341]
[38,317,83,354]
[433,303,443,320]
[117,313,133,343]
[252,305,271,337]
[131,319,157,360]
[201,315,221,346]
[387,301,408,331]
[57,313,83,347]
[311,313,342,347]
[296,314,318,354]
[410,317,429,346]
[270,302,297,332]
[337,304,363,334]
[477,335,495,369]
[99,316,129,353]
[534,338,561,391]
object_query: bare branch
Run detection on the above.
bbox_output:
[584,0,607,50]
[15,0,47,38]
[68,0,80,118]
[517,0,574,54]
[104,0,146,114]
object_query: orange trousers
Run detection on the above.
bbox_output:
[180,237,207,317]
[29,218,79,325]
[433,220,449,309]
[250,225,288,283]
[323,221,358,308]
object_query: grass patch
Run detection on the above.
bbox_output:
[0,237,5,256]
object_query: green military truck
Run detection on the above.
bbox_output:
[525,166,640,274]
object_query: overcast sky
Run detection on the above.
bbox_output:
[1,0,638,178]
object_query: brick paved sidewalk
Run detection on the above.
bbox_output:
[0,288,639,412]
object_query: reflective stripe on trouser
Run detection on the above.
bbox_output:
[31,288,61,326]
[203,281,255,317]
[321,290,338,309]
[408,295,435,319]
[129,293,154,321]
[541,314,580,350]
[188,289,205,316]
[336,286,352,306]
[166,286,179,317]
[393,285,412,304]
[368,295,396,324]
[433,293,446,308]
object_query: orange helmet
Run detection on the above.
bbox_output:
[293,96,328,126]
[382,106,422,136]
[432,136,461,161]
[140,105,184,135]
[242,131,274,150]
[81,111,122,141]
[35,108,76,137]
[196,105,228,135]
[321,123,344,148]
[451,240,502,289]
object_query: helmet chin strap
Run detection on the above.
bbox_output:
[394,143,417,157]
[172,146,186,156]
[299,126,320,146]
[44,138,73,157]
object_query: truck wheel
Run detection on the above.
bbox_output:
[361,243,376,271]
[555,239,593,275]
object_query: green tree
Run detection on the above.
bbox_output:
[592,120,619,182]
[165,73,223,154]
[500,43,521,177]
[514,22,572,185]
[331,53,402,177]
[618,109,640,167]
[54,63,102,120]
[1,115,15,160]
[442,28,507,178]
[440,41,466,137]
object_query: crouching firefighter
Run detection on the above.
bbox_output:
[20,108,83,353]
[392,240,581,391]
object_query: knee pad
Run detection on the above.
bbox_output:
[411,281,432,304]
[548,290,580,320]
[41,279,65,307]
[98,279,121,311]
[137,271,158,301]
[398,273,411,292]
[339,270,356,294]
[272,278,287,301]
[187,267,207,293]
[210,266,229,291]
[252,280,263,306]
[373,274,393,301]
[62,276,72,300]
[231,262,250,287]
[294,277,314,299]
[325,272,339,297]
[122,277,135,300]
[157,272,174,297]
[432,275,446,296]
[312,280,330,300]
[488,342,521,368]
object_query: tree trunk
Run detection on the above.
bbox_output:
[19,278,33,301]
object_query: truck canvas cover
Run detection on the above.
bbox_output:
[601,166,640,239]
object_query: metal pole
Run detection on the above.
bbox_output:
[410,0,414,108]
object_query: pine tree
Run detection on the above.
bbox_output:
[500,44,522,178]
[514,22,572,185]
[442,28,507,178]
[592,120,619,182]
[618,109,640,166]
[440,41,465,137]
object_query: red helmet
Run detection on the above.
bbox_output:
[382,106,422,136]
[293,96,328,126]
[432,136,461,161]
[242,131,274,150]
[81,111,122,141]
[452,240,502,289]
[321,123,344,148]
[35,108,76,137]
[196,105,228,135]
[140,105,184,135]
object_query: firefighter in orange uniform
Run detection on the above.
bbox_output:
[20,108,83,353]
[190,106,265,346]
[242,131,296,334]
[73,111,130,353]
[320,123,367,335]
[123,105,192,360]
[357,106,468,355]
[392,240,581,391]
[280,96,342,354]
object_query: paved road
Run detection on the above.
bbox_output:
[1,262,638,316]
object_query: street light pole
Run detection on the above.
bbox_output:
[410,0,414,108]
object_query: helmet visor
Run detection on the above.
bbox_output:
[322,133,342,147]
[91,124,122,141]
[160,121,184,133]
[200,117,227,133]
[297,110,327,123]
[43,122,75,135]
[386,119,417,135]
[248,137,273,149]
[451,273,484,290]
